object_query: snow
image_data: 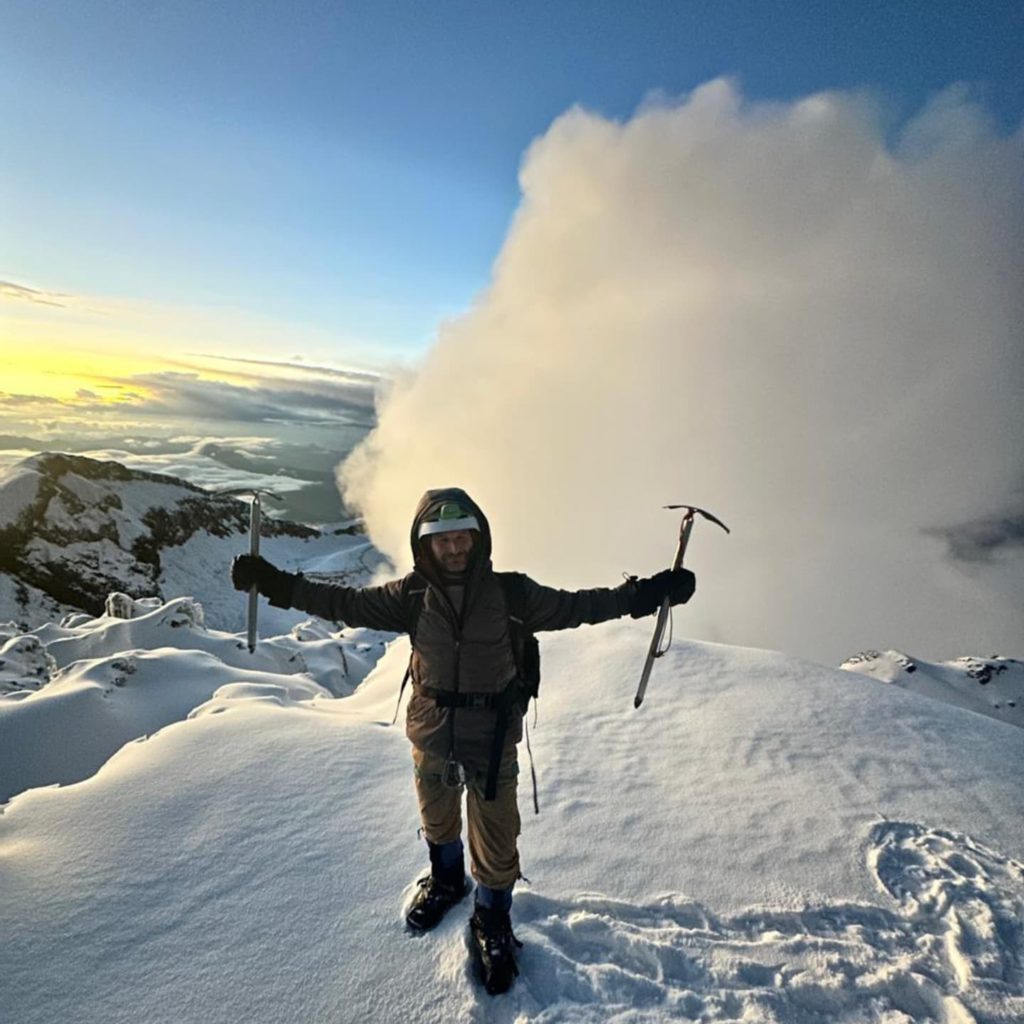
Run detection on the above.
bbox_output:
[8,461,201,551]
[57,470,110,507]
[1,604,1022,1023]
[0,596,388,801]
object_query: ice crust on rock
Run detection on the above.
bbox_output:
[103,592,163,620]
[0,634,57,694]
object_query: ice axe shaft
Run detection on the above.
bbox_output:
[247,493,262,653]
[633,505,729,709]
[633,512,694,709]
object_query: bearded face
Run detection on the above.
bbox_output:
[427,529,476,576]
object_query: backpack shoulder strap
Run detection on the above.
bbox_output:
[400,570,429,643]
[392,571,428,725]
[494,571,529,678]
[495,571,529,628]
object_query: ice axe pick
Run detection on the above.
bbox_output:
[633,504,729,709]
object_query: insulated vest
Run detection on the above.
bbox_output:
[393,571,540,806]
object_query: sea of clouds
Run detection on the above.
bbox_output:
[339,80,1023,665]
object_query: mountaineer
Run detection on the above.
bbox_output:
[231,487,695,994]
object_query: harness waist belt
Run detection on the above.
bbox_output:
[414,683,516,711]
[413,677,523,803]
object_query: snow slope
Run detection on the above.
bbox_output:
[1,613,1022,1023]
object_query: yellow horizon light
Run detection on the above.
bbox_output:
[1,345,165,404]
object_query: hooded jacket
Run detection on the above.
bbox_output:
[290,487,633,770]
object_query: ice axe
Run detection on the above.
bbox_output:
[633,504,730,709]
[218,487,284,653]
[246,493,263,653]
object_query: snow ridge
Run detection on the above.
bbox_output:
[842,650,1023,729]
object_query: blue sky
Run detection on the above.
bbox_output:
[3,0,1022,370]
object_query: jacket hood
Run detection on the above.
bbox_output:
[410,487,492,581]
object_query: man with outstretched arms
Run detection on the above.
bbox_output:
[231,487,695,995]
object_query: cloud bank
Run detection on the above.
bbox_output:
[0,367,378,437]
[340,80,1023,664]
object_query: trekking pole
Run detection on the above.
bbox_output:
[633,504,729,709]
[247,492,262,653]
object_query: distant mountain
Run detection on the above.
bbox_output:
[1,437,361,525]
[0,452,330,630]
[0,434,46,450]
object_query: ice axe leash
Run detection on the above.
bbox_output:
[633,505,730,709]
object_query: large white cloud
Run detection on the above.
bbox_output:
[340,80,1023,664]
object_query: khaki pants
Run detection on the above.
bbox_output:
[412,748,521,890]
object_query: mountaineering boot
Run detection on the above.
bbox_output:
[469,904,522,995]
[405,841,469,932]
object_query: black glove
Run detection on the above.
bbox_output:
[230,554,299,609]
[627,568,696,619]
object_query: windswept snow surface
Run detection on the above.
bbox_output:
[1,615,1022,1023]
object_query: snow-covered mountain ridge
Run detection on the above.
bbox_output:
[1,595,1022,1023]
[0,452,381,632]
[840,649,1023,730]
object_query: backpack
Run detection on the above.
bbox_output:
[392,571,542,812]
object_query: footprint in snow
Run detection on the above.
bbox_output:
[445,823,1024,1024]
[870,820,1024,998]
